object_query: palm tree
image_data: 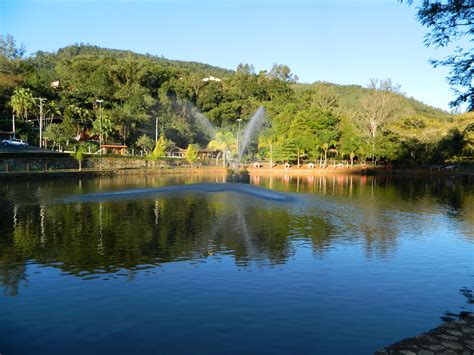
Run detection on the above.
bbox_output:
[208,131,236,167]
[10,88,34,121]
[258,127,276,168]
[70,145,87,171]
[319,130,338,167]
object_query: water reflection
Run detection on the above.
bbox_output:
[0,173,473,296]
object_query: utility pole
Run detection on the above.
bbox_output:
[237,118,242,162]
[38,98,46,148]
[96,99,104,171]
[12,113,16,138]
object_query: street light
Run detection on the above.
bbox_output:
[37,98,46,148]
[237,118,242,162]
[96,99,103,170]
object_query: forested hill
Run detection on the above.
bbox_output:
[292,83,451,122]
[32,44,450,121]
[51,44,233,77]
[2,39,471,165]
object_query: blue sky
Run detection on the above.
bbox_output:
[1,0,456,110]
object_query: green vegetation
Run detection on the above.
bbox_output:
[151,135,167,160]
[70,145,87,171]
[0,35,472,167]
[185,143,199,165]
[400,0,473,111]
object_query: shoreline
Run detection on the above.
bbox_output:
[1,165,473,180]
[376,312,474,354]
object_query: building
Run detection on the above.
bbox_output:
[101,144,128,155]
[0,130,14,140]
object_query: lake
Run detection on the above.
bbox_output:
[1,173,473,354]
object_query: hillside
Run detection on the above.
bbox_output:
[292,82,451,122]
[1,41,470,165]
[54,44,233,77]
[30,44,451,121]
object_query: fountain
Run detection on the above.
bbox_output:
[238,106,266,161]
[184,103,267,183]
[229,106,266,182]
[192,108,216,139]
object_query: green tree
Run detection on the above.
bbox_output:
[10,88,34,121]
[61,116,77,146]
[185,143,199,165]
[341,135,363,167]
[268,64,299,82]
[0,34,25,61]
[340,118,364,167]
[208,131,236,167]
[91,115,113,145]
[70,145,87,171]
[43,124,65,150]
[258,127,277,167]
[135,134,154,155]
[288,112,315,166]
[64,104,91,136]
[401,0,473,110]
[151,134,167,159]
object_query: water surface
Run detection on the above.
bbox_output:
[1,173,473,354]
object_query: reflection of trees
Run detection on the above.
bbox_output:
[0,173,472,296]
[0,252,26,296]
[255,173,474,242]
[0,192,296,290]
[0,195,27,296]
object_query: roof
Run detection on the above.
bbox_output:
[101,144,128,148]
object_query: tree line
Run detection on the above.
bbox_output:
[0,36,472,166]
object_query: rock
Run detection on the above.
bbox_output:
[465,340,474,350]
[441,341,463,351]
[439,334,458,341]
[462,327,474,335]
[446,329,463,337]
[378,312,474,354]
[423,344,445,352]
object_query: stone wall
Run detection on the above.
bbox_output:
[0,156,212,173]
[0,156,78,172]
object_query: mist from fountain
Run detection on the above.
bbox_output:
[177,101,266,166]
[192,109,216,138]
[238,106,266,160]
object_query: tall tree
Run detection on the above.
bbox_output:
[10,88,34,121]
[358,79,400,162]
[401,0,473,110]
[258,127,277,167]
[268,64,299,82]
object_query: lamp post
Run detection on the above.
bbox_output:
[237,118,242,162]
[96,99,103,170]
[37,98,46,148]
[12,113,15,138]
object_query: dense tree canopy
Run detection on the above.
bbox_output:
[0,37,471,166]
